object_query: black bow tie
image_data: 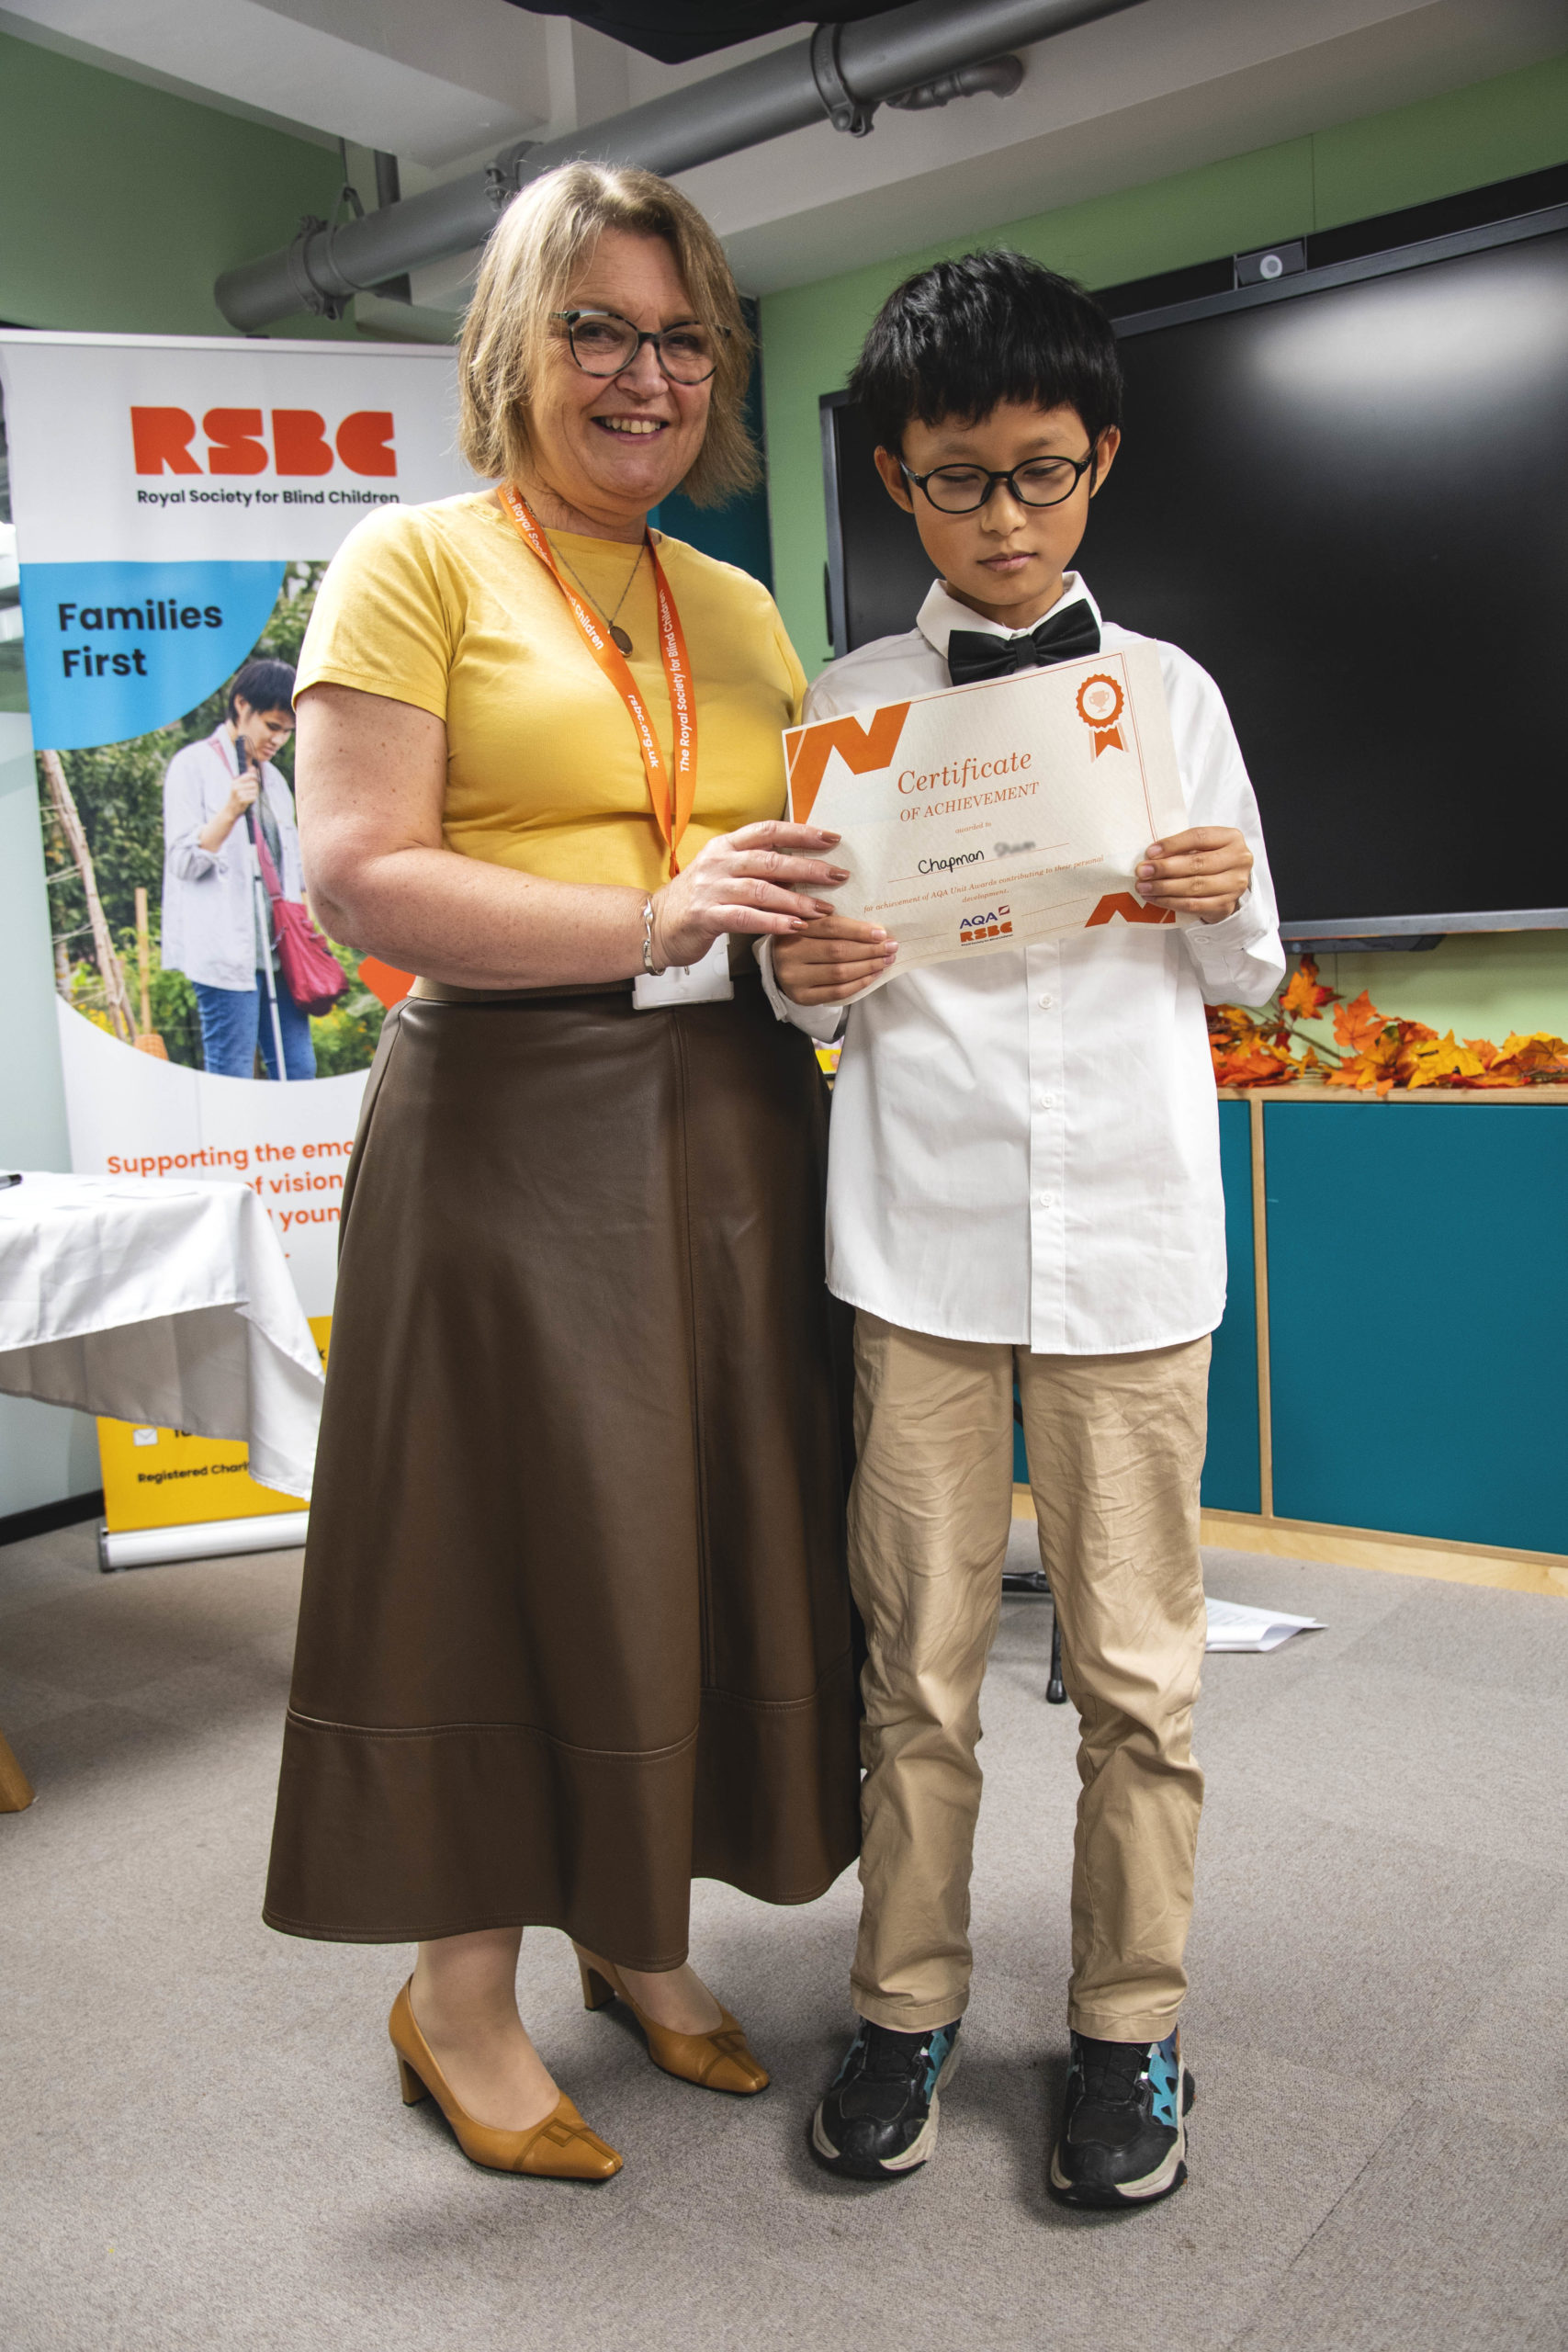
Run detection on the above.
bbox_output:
[945,600,1100,686]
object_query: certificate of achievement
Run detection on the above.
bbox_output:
[784,641,1188,991]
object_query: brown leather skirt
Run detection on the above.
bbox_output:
[264,976,860,1962]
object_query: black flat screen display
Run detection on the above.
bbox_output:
[826,395,938,652]
[823,222,1568,933]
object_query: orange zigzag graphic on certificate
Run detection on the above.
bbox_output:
[1086,892,1175,927]
[785,703,910,825]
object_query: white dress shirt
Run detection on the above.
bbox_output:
[761,576,1285,1355]
[162,729,306,992]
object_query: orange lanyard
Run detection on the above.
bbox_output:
[499,483,697,878]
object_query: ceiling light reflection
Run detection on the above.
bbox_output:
[1252,266,1568,407]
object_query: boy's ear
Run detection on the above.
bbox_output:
[874,446,915,513]
[1089,425,1122,495]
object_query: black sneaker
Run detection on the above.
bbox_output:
[810,2017,961,2180]
[1048,2026,1194,2208]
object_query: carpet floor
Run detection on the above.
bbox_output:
[2,1517,1564,2352]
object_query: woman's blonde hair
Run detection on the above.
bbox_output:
[457,162,758,509]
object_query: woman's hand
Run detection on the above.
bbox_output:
[773,914,897,1005]
[295,688,850,992]
[650,821,849,967]
[1136,827,1253,922]
[198,772,261,854]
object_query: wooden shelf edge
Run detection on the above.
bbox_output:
[1012,1487,1568,1600]
[1199,1509,1568,1599]
[1215,1083,1568,1102]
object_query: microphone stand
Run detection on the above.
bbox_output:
[237,733,290,1085]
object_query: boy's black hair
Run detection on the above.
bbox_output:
[228,655,297,721]
[849,249,1123,455]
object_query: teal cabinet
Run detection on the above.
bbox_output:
[1201,1100,1261,1514]
[1017,1095,1565,1559]
[1265,1102,1568,1555]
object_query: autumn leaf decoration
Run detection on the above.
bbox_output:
[1206,957,1568,1093]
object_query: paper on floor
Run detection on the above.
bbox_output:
[1204,1597,1324,1652]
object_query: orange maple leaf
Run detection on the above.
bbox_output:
[1210,989,1565,1098]
[1280,956,1335,1023]
[1325,1057,1381,1091]
[1325,1021,1403,1088]
[1333,990,1388,1056]
[1489,1032,1568,1081]
[1404,1031,1487,1090]
[1208,1004,1269,1054]
[1215,1045,1295,1086]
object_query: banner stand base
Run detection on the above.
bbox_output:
[98,1510,309,1573]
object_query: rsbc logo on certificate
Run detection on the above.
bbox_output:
[784,643,1189,994]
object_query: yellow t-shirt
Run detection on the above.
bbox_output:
[295,491,807,891]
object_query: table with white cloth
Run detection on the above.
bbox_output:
[0,1173,325,1810]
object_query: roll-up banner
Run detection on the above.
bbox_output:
[0,331,470,1546]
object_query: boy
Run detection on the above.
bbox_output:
[763,251,1284,2206]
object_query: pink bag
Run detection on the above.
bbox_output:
[251,820,349,1018]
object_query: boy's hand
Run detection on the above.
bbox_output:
[774,914,897,1005]
[1136,827,1253,922]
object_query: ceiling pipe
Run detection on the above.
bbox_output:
[215,0,1143,332]
[886,56,1027,111]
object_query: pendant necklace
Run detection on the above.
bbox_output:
[547,532,646,656]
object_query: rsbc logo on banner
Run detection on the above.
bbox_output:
[131,407,397,480]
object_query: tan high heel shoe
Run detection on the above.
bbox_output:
[576,1952,770,2096]
[389,1981,622,2180]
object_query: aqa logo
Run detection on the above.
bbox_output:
[959,908,1012,944]
[130,406,397,480]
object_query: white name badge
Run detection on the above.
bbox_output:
[632,932,736,1010]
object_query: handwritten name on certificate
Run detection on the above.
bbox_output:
[784,643,1188,992]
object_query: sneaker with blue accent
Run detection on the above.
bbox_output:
[809,2017,961,2180]
[1048,2027,1194,2208]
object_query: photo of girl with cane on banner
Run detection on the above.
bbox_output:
[162,641,327,1086]
[0,330,471,1541]
[42,568,378,1087]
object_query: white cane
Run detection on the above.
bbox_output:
[236,736,289,1085]
[249,822,290,1084]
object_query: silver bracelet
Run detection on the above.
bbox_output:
[641,895,666,977]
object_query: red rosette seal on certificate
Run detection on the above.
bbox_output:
[1076,673,1126,758]
[784,642,1188,994]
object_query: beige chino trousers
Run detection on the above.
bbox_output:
[847,1310,1211,2042]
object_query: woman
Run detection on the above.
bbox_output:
[264,163,860,2182]
[162,656,316,1080]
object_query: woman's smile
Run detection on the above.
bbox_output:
[592,413,668,436]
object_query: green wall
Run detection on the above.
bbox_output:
[759,52,1568,1032]
[0,29,352,337]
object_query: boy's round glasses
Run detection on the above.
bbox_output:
[552,309,723,386]
[900,449,1097,514]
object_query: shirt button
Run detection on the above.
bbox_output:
[1037,1191,1055,1208]
[1038,1093,1057,1110]
[1037,993,1054,1009]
